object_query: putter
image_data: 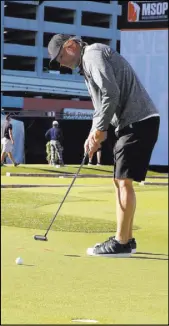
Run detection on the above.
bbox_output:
[34,151,88,241]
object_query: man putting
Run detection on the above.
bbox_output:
[48,34,160,257]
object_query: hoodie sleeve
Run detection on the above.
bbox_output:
[45,129,50,139]
[84,49,120,131]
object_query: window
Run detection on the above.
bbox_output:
[82,11,111,28]
[3,55,35,71]
[43,59,72,75]
[4,1,36,20]
[44,7,75,24]
[116,40,120,53]
[82,36,111,46]
[43,33,55,48]
[4,28,36,46]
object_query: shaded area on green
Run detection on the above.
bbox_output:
[1,164,114,176]
[1,164,168,177]
[1,189,140,233]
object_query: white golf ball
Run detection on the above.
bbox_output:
[15,257,23,265]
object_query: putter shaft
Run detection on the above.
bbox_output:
[34,152,88,241]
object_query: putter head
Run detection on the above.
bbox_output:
[34,235,48,241]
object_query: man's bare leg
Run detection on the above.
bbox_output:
[1,151,6,164]
[7,152,16,165]
[113,178,136,244]
[97,151,101,164]
[88,153,93,164]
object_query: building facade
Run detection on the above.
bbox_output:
[1,0,122,117]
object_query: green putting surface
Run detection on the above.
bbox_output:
[1,164,114,176]
[1,179,168,324]
[2,225,168,325]
[1,163,168,177]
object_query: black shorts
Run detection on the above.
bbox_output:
[113,117,160,182]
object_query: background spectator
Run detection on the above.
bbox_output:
[45,120,64,167]
[1,114,20,167]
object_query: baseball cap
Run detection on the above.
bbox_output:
[48,34,72,67]
[52,120,59,125]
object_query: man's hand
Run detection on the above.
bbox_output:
[84,130,107,158]
[84,138,90,154]
[92,130,107,143]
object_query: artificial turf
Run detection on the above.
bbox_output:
[1,164,114,176]
[1,175,168,324]
[1,163,167,176]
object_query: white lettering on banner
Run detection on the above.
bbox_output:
[142,3,150,15]
[151,4,156,15]
[163,2,168,12]
[157,3,163,14]
[120,30,168,165]
[63,108,93,120]
[142,3,168,16]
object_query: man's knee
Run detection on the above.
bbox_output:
[113,178,133,190]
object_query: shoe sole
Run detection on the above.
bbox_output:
[89,242,137,254]
[131,248,136,254]
[87,247,131,257]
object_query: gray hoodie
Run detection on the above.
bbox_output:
[82,43,159,132]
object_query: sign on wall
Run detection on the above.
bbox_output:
[119,0,168,29]
[62,108,93,120]
[128,1,168,23]
[120,29,168,166]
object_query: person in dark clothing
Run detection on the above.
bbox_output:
[88,144,102,166]
[1,114,19,166]
[45,120,64,167]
